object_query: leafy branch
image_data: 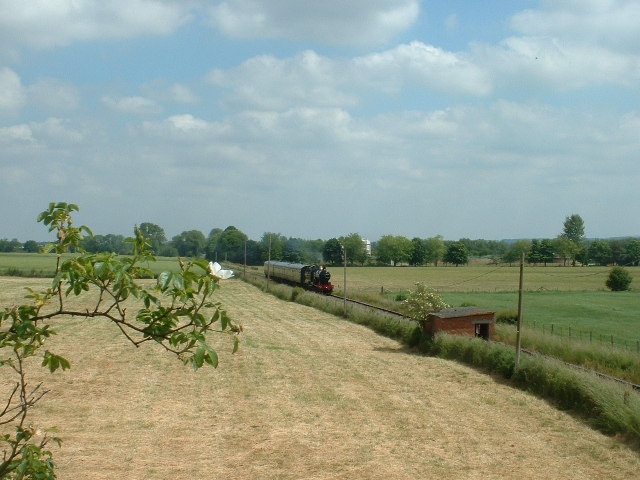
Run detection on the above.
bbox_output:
[0,202,240,478]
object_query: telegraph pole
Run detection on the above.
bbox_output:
[515,251,525,367]
[267,235,271,291]
[342,244,347,317]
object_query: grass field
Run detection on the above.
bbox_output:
[321,265,640,345]
[0,252,185,277]
[329,264,636,293]
[2,278,639,479]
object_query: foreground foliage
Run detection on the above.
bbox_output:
[0,203,240,479]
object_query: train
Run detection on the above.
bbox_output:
[264,261,334,295]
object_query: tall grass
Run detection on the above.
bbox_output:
[495,324,640,384]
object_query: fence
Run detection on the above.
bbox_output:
[527,321,640,353]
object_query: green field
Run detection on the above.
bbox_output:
[326,265,640,347]
[331,264,634,293]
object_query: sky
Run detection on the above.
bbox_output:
[1,0,639,243]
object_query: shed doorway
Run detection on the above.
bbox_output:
[474,323,491,340]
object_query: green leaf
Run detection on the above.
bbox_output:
[42,351,71,372]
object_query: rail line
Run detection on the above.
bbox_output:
[328,294,406,318]
[329,293,640,393]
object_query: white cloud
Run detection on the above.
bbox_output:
[102,95,162,115]
[0,123,33,143]
[0,118,83,147]
[0,67,25,111]
[209,43,493,111]
[28,78,81,111]
[169,84,200,104]
[208,0,419,46]
[208,50,357,110]
[0,0,192,51]
[353,41,492,95]
[511,0,640,54]
[31,118,84,144]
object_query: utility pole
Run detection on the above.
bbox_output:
[267,235,271,291]
[342,244,347,317]
[515,251,525,367]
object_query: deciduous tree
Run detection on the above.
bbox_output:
[323,238,343,265]
[444,241,469,266]
[138,222,167,254]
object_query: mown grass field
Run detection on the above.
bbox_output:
[0,252,184,277]
[2,278,639,479]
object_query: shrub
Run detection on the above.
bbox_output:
[495,309,518,325]
[606,266,632,291]
[402,282,449,321]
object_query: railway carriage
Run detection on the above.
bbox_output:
[264,261,334,295]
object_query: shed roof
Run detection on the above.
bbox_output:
[429,306,494,319]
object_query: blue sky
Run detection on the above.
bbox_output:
[1,0,638,243]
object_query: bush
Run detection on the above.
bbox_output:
[495,309,518,325]
[606,266,632,291]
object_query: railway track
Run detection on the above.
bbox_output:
[329,293,640,393]
[328,294,406,318]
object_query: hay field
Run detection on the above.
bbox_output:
[2,277,639,479]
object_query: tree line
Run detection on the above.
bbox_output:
[3,215,640,267]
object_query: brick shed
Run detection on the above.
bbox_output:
[419,306,495,340]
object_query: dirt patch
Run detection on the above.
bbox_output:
[4,278,639,479]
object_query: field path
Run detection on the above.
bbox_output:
[11,278,639,479]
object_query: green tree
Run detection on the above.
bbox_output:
[588,240,613,266]
[172,230,206,257]
[527,239,542,264]
[562,214,585,244]
[444,241,469,266]
[23,240,40,253]
[625,239,640,266]
[0,202,240,478]
[138,222,167,254]
[339,233,368,265]
[206,226,248,263]
[375,235,412,266]
[83,234,132,255]
[606,266,632,291]
[260,233,287,262]
[529,239,554,265]
[409,238,427,266]
[502,240,530,265]
[553,236,576,266]
[0,238,22,252]
[323,238,343,265]
[424,235,445,266]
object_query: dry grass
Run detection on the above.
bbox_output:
[2,277,639,479]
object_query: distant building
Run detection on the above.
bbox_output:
[362,238,371,256]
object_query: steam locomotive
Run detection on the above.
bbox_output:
[264,261,334,295]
